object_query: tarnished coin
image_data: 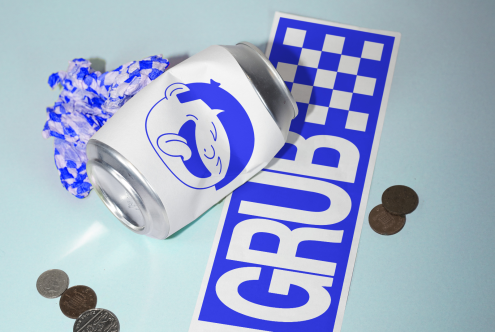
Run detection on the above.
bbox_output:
[382,185,418,215]
[73,308,120,332]
[369,204,406,235]
[60,285,97,319]
[36,269,69,299]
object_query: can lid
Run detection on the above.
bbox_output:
[87,139,170,239]
[222,43,298,140]
[237,42,298,119]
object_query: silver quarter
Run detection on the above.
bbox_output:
[36,269,69,299]
[73,308,120,332]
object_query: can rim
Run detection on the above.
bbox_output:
[237,42,298,119]
[87,159,147,233]
[87,139,170,239]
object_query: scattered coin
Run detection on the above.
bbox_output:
[369,204,406,235]
[36,269,69,299]
[60,285,97,319]
[73,308,120,332]
[381,185,418,215]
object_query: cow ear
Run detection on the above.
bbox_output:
[213,109,224,116]
[164,83,190,99]
[157,133,192,161]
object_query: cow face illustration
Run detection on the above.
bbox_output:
[146,80,255,190]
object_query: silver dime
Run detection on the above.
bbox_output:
[73,308,120,332]
[36,269,69,299]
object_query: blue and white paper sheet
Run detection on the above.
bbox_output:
[189,13,400,332]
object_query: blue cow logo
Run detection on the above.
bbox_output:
[145,80,255,190]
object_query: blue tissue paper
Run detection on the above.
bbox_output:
[43,56,170,198]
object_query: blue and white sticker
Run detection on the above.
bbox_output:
[190,12,400,331]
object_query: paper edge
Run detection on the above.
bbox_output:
[268,11,401,40]
[188,195,231,331]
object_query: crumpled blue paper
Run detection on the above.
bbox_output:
[43,56,170,198]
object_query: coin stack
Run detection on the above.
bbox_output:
[369,185,418,235]
[36,269,120,332]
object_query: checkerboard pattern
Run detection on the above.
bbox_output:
[276,27,385,132]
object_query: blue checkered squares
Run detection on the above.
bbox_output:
[334,73,356,92]
[294,66,317,86]
[275,27,385,131]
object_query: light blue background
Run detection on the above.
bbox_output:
[0,1,493,331]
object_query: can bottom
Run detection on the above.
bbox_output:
[88,159,146,232]
[87,139,170,239]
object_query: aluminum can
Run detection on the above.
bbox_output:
[87,43,297,239]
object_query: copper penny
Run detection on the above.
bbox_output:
[369,204,406,235]
[60,285,97,319]
[382,185,418,215]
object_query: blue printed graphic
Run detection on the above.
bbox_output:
[146,80,255,190]
[193,16,398,332]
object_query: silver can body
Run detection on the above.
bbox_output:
[87,43,297,239]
